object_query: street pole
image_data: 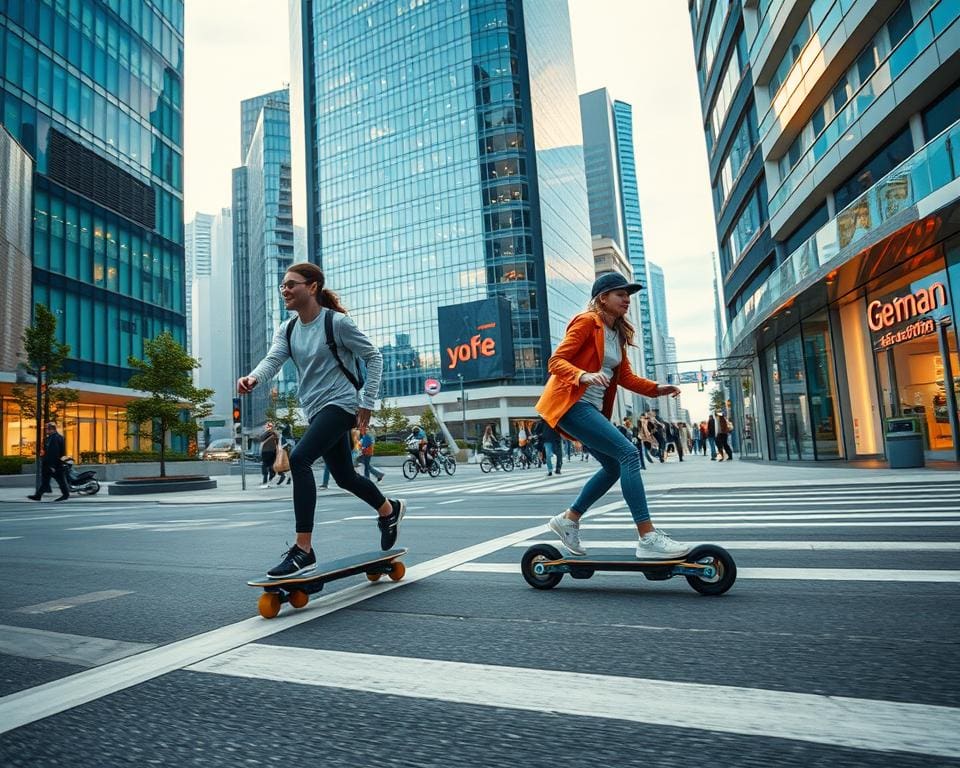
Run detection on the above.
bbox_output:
[34,366,44,491]
[459,373,466,450]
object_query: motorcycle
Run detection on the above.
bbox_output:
[63,457,101,495]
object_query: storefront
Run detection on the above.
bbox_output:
[748,233,960,463]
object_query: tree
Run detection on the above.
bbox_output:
[420,406,439,438]
[125,332,214,477]
[372,398,409,436]
[11,305,80,453]
[709,385,726,414]
[265,389,300,438]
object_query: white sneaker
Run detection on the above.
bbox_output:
[258,483,269,489]
[635,529,689,560]
[548,514,586,556]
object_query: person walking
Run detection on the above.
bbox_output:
[699,421,708,455]
[533,417,563,476]
[237,262,404,578]
[358,426,385,482]
[258,422,280,488]
[638,415,656,464]
[667,421,685,462]
[707,414,718,460]
[28,421,69,501]
[537,272,689,559]
[717,412,735,461]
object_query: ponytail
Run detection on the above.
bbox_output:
[287,262,348,314]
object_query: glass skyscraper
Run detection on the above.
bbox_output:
[0,1,185,458]
[579,88,655,379]
[232,88,297,426]
[292,0,592,430]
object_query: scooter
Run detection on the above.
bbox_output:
[63,457,100,495]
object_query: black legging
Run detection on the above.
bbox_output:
[290,404,385,533]
[716,433,734,459]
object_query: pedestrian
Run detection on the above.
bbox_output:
[707,414,718,460]
[717,412,735,461]
[28,421,69,502]
[667,421,685,462]
[650,414,667,463]
[358,426,385,482]
[537,272,689,559]
[274,434,293,485]
[236,262,405,578]
[638,415,656,464]
[258,422,280,488]
[533,417,563,476]
[690,421,701,455]
[624,417,645,470]
[699,421,708,455]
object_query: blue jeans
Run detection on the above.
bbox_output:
[557,400,650,524]
[706,436,717,458]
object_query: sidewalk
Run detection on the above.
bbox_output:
[1,456,957,505]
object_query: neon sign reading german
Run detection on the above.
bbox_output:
[867,282,947,331]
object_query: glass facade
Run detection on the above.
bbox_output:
[232,89,297,425]
[613,100,653,379]
[299,0,591,399]
[0,0,186,388]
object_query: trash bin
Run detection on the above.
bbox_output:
[885,417,925,468]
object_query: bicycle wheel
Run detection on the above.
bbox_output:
[480,457,493,473]
[428,460,441,477]
[444,456,457,475]
[402,459,419,480]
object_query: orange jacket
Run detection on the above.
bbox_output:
[535,312,660,428]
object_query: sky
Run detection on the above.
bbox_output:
[184,0,720,420]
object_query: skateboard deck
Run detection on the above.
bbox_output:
[249,548,407,618]
[521,544,736,595]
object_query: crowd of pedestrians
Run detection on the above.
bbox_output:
[610,411,736,466]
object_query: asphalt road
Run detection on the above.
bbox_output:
[0,460,958,766]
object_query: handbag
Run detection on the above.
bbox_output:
[273,447,290,474]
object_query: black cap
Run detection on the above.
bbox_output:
[591,272,643,299]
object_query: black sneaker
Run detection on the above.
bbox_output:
[377,499,405,550]
[266,544,317,578]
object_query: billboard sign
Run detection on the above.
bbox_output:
[438,298,515,383]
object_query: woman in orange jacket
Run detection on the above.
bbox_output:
[535,272,688,559]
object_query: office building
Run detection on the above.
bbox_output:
[692,0,960,462]
[290,0,594,438]
[0,1,186,459]
[232,88,297,427]
[188,208,234,441]
[580,87,656,379]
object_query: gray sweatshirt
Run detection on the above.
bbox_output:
[249,308,383,419]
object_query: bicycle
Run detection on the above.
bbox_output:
[434,446,457,476]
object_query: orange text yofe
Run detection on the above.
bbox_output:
[446,334,496,369]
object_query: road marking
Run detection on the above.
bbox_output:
[654,499,960,508]
[583,521,960,529]
[16,590,135,614]
[0,509,157,523]
[0,625,154,667]
[65,519,267,532]
[437,498,464,505]
[0,537,21,541]
[597,511,960,521]
[342,515,549,521]
[512,540,960,551]
[187,645,960,759]
[451,563,960,582]
[0,499,622,735]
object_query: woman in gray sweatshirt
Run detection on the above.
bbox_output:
[237,263,405,578]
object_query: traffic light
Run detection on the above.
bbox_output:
[232,397,241,425]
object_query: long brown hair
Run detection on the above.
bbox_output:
[587,294,636,347]
[286,262,347,313]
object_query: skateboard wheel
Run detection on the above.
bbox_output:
[684,545,737,596]
[366,571,383,582]
[521,544,564,590]
[288,589,309,609]
[388,560,406,581]
[258,592,282,619]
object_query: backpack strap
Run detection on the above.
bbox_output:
[285,316,298,370]
[324,311,365,390]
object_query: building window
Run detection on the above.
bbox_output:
[833,125,913,211]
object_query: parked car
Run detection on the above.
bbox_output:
[201,438,241,462]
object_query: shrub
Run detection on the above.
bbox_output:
[0,456,28,475]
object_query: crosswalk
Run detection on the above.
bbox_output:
[183,481,960,760]
[4,480,959,761]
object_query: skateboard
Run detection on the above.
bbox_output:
[520,543,736,595]
[248,548,408,618]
